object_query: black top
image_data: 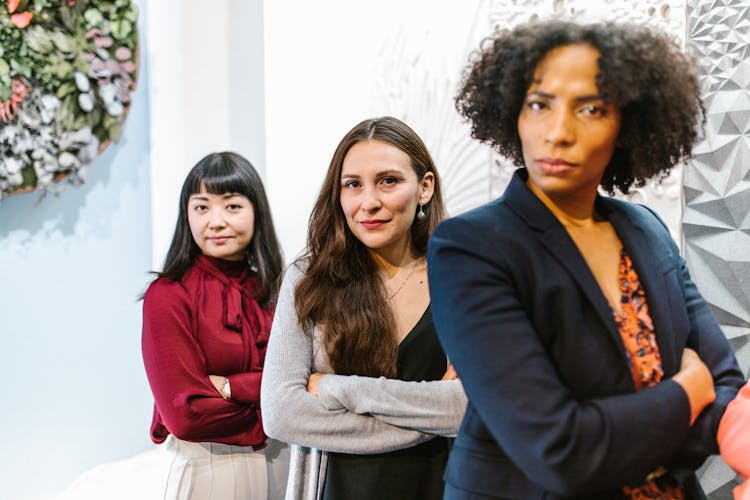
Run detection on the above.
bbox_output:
[322,305,452,500]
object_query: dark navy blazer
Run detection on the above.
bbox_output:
[427,169,743,499]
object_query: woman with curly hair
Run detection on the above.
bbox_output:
[261,116,467,499]
[427,20,744,499]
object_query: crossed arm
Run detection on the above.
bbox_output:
[426,215,743,496]
[260,264,467,454]
[142,280,264,442]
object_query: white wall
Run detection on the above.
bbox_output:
[0,2,153,498]
[147,0,496,264]
[148,0,266,269]
[264,0,496,260]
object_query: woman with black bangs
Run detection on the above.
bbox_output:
[142,152,289,499]
[427,21,743,499]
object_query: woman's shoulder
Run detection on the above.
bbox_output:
[431,197,526,249]
[602,197,674,241]
[444,197,510,226]
[603,196,662,222]
[283,258,309,283]
[272,259,308,307]
[143,268,198,305]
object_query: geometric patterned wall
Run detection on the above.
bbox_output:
[685,2,749,495]
[685,0,750,355]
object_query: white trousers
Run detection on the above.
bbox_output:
[162,437,289,500]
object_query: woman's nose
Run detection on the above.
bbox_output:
[208,209,227,228]
[360,187,382,211]
[545,109,575,146]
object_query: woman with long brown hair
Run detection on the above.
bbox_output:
[261,116,467,500]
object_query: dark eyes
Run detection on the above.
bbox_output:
[526,100,547,111]
[525,100,607,117]
[342,177,399,188]
[191,203,244,211]
[582,104,606,116]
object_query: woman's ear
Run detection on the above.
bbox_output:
[419,172,435,205]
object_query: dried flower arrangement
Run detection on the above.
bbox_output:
[0,0,138,199]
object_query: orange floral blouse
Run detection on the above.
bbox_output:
[613,250,685,500]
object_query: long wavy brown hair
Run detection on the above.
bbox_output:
[294,117,445,377]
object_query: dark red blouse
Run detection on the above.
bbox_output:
[142,254,273,448]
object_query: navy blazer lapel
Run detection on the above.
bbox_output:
[503,170,625,355]
[537,227,624,348]
[603,199,679,376]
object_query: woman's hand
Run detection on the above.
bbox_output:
[307,372,325,396]
[209,374,226,394]
[442,364,458,380]
[672,348,715,425]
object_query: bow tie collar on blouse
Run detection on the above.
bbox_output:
[194,254,258,332]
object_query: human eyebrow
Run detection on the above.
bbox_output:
[221,192,243,199]
[375,169,404,178]
[573,94,605,104]
[525,90,554,100]
[189,194,210,202]
[525,90,604,103]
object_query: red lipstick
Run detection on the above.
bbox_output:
[360,220,387,230]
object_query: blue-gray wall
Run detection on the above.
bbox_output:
[0,16,153,500]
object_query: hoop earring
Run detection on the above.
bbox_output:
[416,203,426,221]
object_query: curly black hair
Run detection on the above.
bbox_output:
[455,20,704,194]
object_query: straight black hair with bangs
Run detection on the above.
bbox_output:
[158,151,283,305]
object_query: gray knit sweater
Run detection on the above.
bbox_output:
[260,263,468,500]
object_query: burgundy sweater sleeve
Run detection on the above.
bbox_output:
[141,278,262,445]
[226,372,263,404]
[224,294,272,405]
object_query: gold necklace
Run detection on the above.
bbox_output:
[385,259,420,302]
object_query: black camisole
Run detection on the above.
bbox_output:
[322,305,451,500]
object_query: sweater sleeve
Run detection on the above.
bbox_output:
[142,279,260,442]
[225,372,263,405]
[260,264,435,454]
[317,375,466,436]
[718,381,750,477]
